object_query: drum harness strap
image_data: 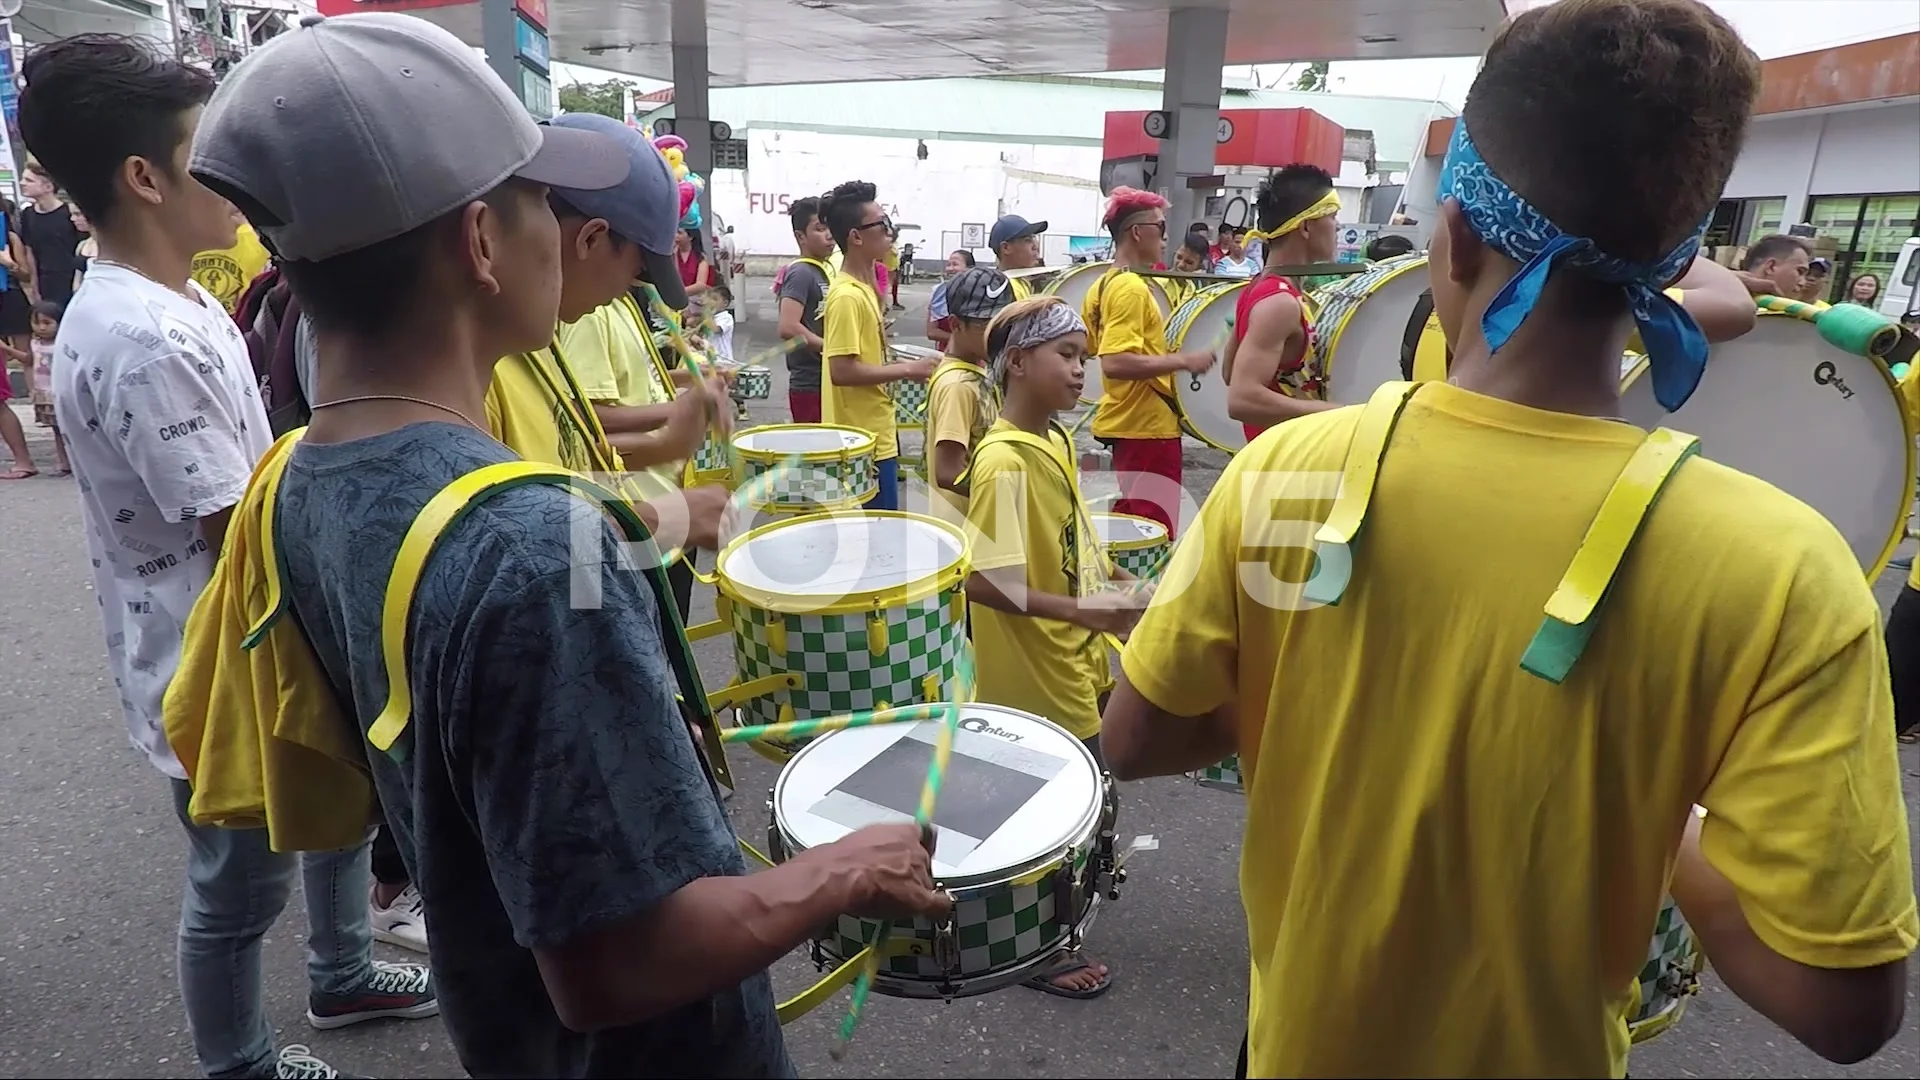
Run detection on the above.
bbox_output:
[1301,380,1700,684]
[1088,267,1185,441]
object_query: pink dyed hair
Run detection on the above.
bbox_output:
[1102,185,1169,228]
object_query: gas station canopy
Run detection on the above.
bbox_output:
[382,0,1509,87]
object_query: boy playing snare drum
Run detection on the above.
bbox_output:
[1106,0,1916,1075]
[964,294,1152,1000]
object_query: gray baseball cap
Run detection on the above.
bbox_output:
[191,12,630,263]
[947,267,1016,321]
[545,112,689,310]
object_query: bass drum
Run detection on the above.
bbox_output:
[1618,311,1915,574]
[1163,282,1249,452]
[1048,262,1174,407]
[1310,254,1432,403]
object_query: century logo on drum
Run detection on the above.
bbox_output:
[1812,360,1856,400]
[959,716,1025,743]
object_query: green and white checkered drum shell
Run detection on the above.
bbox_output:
[1306,254,1430,405]
[692,428,731,481]
[1189,753,1242,793]
[773,705,1109,995]
[734,365,773,400]
[720,514,971,758]
[1629,897,1703,1042]
[1089,511,1170,583]
[889,375,928,429]
[732,425,878,512]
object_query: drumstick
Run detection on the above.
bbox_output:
[721,702,947,745]
[831,698,962,1062]
[638,283,744,479]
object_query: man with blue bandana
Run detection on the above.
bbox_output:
[1102,0,1917,1076]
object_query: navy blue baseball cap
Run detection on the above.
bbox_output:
[545,112,689,310]
[989,214,1047,252]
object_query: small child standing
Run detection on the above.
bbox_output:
[2,299,68,475]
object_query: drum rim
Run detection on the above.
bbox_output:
[1317,256,1428,396]
[1089,510,1171,550]
[770,703,1105,890]
[733,422,878,462]
[714,509,972,615]
[1166,280,1250,453]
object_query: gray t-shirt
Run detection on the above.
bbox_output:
[778,260,828,392]
[274,422,793,1080]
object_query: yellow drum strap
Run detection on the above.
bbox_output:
[1521,428,1699,684]
[1302,381,1425,606]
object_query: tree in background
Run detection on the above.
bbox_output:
[557,79,641,120]
[1292,61,1329,92]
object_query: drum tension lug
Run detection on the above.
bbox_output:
[932,909,960,978]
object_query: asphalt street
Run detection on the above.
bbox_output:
[0,278,1914,1078]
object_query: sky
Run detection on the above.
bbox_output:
[549,0,1920,110]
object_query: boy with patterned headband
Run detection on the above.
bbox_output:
[1223,164,1341,438]
[1105,0,1915,1075]
[1083,187,1216,535]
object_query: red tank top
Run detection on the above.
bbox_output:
[1232,274,1320,441]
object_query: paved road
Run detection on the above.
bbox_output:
[0,278,1914,1078]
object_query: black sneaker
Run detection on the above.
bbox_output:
[306,960,438,1030]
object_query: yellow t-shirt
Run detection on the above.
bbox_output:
[1122,382,1919,1078]
[483,346,611,475]
[1084,269,1178,440]
[557,298,681,499]
[190,223,272,313]
[923,358,996,519]
[1009,276,1033,301]
[821,274,898,460]
[965,420,1113,739]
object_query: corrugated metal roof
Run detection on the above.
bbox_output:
[639,74,1452,170]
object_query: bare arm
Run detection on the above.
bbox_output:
[829,353,927,387]
[1670,814,1908,1064]
[777,297,825,353]
[966,569,1143,636]
[933,440,970,496]
[1672,256,1760,343]
[1101,667,1238,781]
[1227,292,1339,426]
[1100,351,1202,381]
[592,401,675,436]
[927,316,951,348]
[685,260,713,297]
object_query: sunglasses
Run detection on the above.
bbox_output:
[856,216,894,236]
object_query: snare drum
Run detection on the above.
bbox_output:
[1310,254,1432,404]
[1163,283,1249,452]
[1630,895,1704,1044]
[1090,511,1170,582]
[715,512,972,759]
[1618,311,1916,574]
[768,704,1120,999]
[735,365,773,400]
[888,344,940,430]
[1048,262,1174,407]
[731,424,879,514]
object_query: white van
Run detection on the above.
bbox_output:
[1881,236,1920,321]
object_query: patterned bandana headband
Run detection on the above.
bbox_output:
[1438,117,1710,412]
[991,302,1087,384]
[1244,190,1341,244]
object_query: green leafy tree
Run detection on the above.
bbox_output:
[557,79,638,120]
[1292,60,1329,92]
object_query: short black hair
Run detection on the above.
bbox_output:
[1744,234,1809,269]
[17,34,215,229]
[281,185,525,339]
[951,249,976,268]
[1465,0,1759,267]
[822,180,878,252]
[789,195,822,236]
[1181,232,1210,259]
[1254,164,1336,235]
[1367,234,1416,261]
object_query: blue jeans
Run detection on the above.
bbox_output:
[170,780,375,1078]
[869,457,900,511]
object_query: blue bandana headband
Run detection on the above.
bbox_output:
[1438,118,1710,412]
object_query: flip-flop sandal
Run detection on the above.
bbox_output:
[0,468,37,480]
[1899,730,1919,744]
[1022,953,1113,1000]
[48,469,70,478]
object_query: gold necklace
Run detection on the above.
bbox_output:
[311,394,487,434]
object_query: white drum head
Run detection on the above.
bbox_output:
[1090,511,1168,548]
[1619,315,1914,572]
[1165,283,1248,452]
[719,513,965,600]
[1315,256,1432,404]
[736,425,865,455]
[773,705,1101,885]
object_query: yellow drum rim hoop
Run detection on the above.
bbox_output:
[1095,510,1172,552]
[1317,256,1428,378]
[714,510,973,616]
[733,423,878,464]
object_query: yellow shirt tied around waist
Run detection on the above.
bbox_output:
[1084,268,1178,440]
[557,296,683,502]
[821,273,899,460]
[965,419,1114,739]
[923,357,998,519]
[1122,381,1918,1078]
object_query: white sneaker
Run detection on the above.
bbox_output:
[369,884,429,954]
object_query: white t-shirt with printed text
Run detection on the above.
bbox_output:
[54,263,270,779]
